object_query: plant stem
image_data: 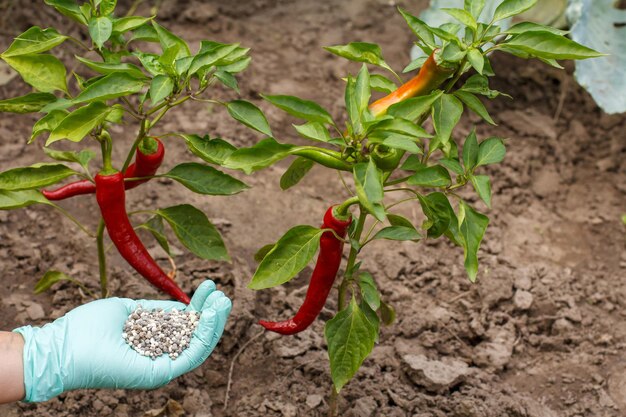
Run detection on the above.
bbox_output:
[96,219,108,298]
[337,206,366,310]
[51,204,96,237]
[122,118,147,172]
[335,196,360,218]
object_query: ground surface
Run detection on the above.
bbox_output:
[1,0,626,416]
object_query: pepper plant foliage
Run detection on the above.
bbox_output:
[0,0,252,297]
[225,0,602,391]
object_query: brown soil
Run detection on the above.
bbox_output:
[1,0,625,416]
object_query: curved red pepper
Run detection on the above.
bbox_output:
[43,138,165,201]
[259,206,352,335]
[95,171,190,304]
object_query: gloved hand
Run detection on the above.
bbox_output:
[13,280,231,402]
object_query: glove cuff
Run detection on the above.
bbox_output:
[13,325,66,402]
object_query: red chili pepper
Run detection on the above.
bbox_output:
[95,171,190,304]
[368,50,456,117]
[259,206,352,335]
[43,138,165,201]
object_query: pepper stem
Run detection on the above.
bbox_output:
[96,219,108,298]
[334,196,359,219]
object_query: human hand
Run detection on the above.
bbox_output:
[14,280,231,402]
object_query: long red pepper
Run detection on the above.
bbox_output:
[259,206,352,335]
[43,138,165,201]
[95,171,191,304]
[368,50,455,117]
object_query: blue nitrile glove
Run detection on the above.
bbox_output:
[13,280,231,402]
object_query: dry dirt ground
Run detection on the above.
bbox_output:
[1,0,626,416]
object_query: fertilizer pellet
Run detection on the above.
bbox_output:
[122,306,200,360]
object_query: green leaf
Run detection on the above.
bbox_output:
[0,190,50,210]
[476,137,506,166]
[149,75,174,105]
[293,122,331,143]
[178,134,236,165]
[398,8,436,48]
[417,192,460,241]
[112,16,151,33]
[47,102,110,145]
[400,154,425,171]
[34,270,73,294]
[223,138,293,174]
[0,163,77,191]
[73,72,145,103]
[370,74,396,93]
[441,42,466,63]
[99,0,116,15]
[353,161,385,221]
[345,75,361,135]
[441,8,477,31]
[31,110,68,143]
[431,94,463,146]
[387,213,415,229]
[403,56,428,74]
[464,0,486,18]
[471,174,492,208]
[358,272,380,311]
[458,201,489,282]
[280,157,314,190]
[369,118,432,138]
[355,64,371,116]
[460,74,508,99]
[226,100,273,137]
[254,243,276,263]
[1,27,67,57]
[88,16,113,49]
[215,70,239,93]
[248,225,323,290]
[188,43,239,75]
[134,52,164,76]
[387,90,443,122]
[493,0,538,22]
[379,299,396,325]
[504,22,567,36]
[325,297,378,391]
[467,48,485,74]
[0,93,56,114]
[439,158,464,175]
[262,94,334,126]
[622,215,626,226]
[462,129,479,171]
[43,0,88,25]
[129,24,159,43]
[3,54,67,93]
[163,163,249,195]
[75,56,146,78]
[158,204,228,261]
[503,30,604,60]
[137,215,171,256]
[152,21,190,59]
[43,148,94,172]
[374,226,421,242]
[324,42,396,76]
[407,166,451,188]
[454,91,495,126]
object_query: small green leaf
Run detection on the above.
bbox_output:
[493,0,538,22]
[458,201,489,282]
[454,91,496,125]
[374,226,421,241]
[129,24,159,43]
[0,164,77,191]
[403,56,428,74]
[504,30,604,60]
[400,154,425,171]
[325,297,378,392]
[112,16,152,33]
[387,213,415,229]
[43,0,87,25]
[345,75,361,135]
[439,158,464,175]
[163,163,249,195]
[134,52,165,76]
[254,243,276,263]
[0,93,56,114]
[353,161,385,221]
[99,0,116,15]
[34,270,73,294]
[179,134,236,166]
[407,166,451,188]
[417,192,460,241]
[31,110,68,143]
[248,225,323,290]
[1,27,67,57]
[0,189,50,210]
[504,22,567,36]
[464,0,486,18]
[280,157,314,190]
[149,75,174,105]
[398,7,436,48]
[214,70,239,93]
[324,42,396,76]
[188,43,239,75]
[462,129,479,171]
[355,64,371,116]
[387,90,443,121]
[380,299,396,325]
[441,42,466,63]
[152,21,190,59]
[471,174,492,208]
[460,74,508,99]
[370,74,397,93]
[3,54,67,93]
[262,94,334,126]
[43,148,94,172]
[441,8,477,31]
[47,102,110,145]
[137,215,171,256]
[293,122,331,143]
[476,138,506,166]
[88,16,113,48]
[223,138,293,174]
[467,48,484,74]
[73,72,145,103]
[158,205,228,261]
[76,56,146,78]
[431,94,463,146]
[226,100,273,137]
[358,272,380,311]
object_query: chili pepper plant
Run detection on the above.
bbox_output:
[0,0,255,302]
[223,0,603,397]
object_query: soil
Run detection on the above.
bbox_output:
[1,0,626,416]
